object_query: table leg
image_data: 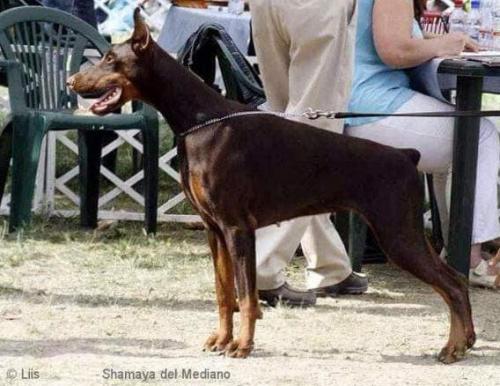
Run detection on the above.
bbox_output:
[336,211,367,272]
[447,75,483,276]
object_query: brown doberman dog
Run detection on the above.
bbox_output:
[68,9,475,363]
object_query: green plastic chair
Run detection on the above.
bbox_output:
[0,0,40,85]
[0,0,40,216]
[0,6,159,233]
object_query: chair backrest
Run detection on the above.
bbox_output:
[0,6,110,111]
[420,11,448,34]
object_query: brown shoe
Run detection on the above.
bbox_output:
[314,272,368,297]
[258,282,316,308]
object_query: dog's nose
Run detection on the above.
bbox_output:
[66,75,76,89]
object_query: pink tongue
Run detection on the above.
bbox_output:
[92,103,108,113]
[90,88,116,111]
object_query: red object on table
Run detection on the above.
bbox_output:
[173,0,208,8]
[420,10,448,34]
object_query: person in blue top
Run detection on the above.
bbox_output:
[345,0,500,288]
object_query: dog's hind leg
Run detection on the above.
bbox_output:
[381,236,474,364]
[222,227,262,358]
[203,227,238,352]
[361,169,474,364]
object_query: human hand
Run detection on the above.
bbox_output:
[436,33,479,57]
[464,36,480,53]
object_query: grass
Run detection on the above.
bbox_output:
[0,214,311,314]
[0,216,220,316]
[0,216,206,268]
[0,213,308,335]
[0,213,307,284]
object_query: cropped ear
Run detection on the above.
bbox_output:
[131,7,151,55]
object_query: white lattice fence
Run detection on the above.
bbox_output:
[0,125,201,224]
[44,127,200,223]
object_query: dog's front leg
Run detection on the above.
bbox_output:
[223,227,262,358]
[203,228,238,352]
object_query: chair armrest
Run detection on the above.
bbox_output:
[0,60,27,114]
[132,101,159,128]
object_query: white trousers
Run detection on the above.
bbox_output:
[250,0,357,290]
[256,215,353,290]
[345,92,500,245]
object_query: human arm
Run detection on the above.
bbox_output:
[422,31,441,39]
[372,0,478,69]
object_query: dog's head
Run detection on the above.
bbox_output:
[67,8,152,115]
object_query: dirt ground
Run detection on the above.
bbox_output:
[0,219,498,386]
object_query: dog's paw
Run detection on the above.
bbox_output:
[202,332,233,353]
[466,330,476,350]
[438,343,468,364]
[224,339,253,358]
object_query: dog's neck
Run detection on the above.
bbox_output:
[137,43,243,136]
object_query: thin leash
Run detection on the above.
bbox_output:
[178,108,500,138]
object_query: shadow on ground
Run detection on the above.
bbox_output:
[0,286,215,312]
[0,337,187,358]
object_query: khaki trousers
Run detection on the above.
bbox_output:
[250,0,357,290]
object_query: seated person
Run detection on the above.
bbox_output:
[345,0,500,288]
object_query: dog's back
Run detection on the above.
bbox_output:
[180,113,422,229]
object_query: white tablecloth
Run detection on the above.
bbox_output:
[157,6,251,54]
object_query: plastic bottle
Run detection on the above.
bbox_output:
[228,0,244,15]
[467,0,481,42]
[449,0,467,34]
[480,0,494,49]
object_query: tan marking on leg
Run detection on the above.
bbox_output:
[433,286,469,363]
[226,294,259,358]
[204,232,237,353]
[188,174,208,209]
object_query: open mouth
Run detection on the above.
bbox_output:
[90,86,123,114]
